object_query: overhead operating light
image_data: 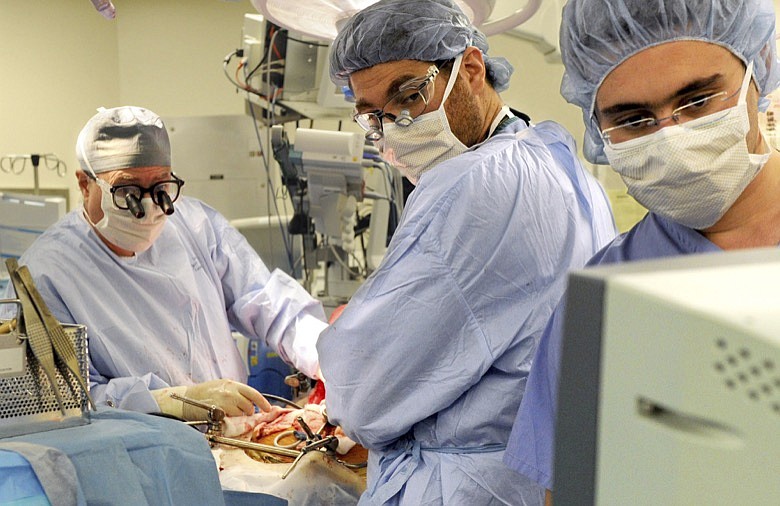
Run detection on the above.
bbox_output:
[249,0,541,41]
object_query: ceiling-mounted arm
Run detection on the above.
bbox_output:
[474,0,542,36]
[250,0,543,41]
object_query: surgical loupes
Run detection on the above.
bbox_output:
[125,193,145,219]
[156,190,175,215]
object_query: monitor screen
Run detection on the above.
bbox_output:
[555,248,780,505]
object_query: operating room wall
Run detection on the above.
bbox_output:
[0,0,255,209]
[489,34,583,158]
[0,0,119,208]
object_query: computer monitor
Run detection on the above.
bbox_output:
[555,248,780,505]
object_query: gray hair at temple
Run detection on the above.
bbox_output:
[559,0,780,164]
[329,0,514,92]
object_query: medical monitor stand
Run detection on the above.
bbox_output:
[554,248,780,505]
[554,272,604,505]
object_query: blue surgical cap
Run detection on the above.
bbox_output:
[76,106,171,175]
[560,0,780,164]
[329,0,514,92]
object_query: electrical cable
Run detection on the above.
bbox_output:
[245,99,296,273]
[245,24,276,81]
[262,393,303,409]
[284,35,329,47]
[230,44,294,272]
[262,28,294,272]
[328,244,365,279]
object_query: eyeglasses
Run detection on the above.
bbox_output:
[599,89,739,145]
[94,174,185,216]
[353,64,440,142]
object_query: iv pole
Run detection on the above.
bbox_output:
[0,153,67,195]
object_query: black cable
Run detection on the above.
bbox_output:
[245,89,296,272]
[262,393,303,409]
[245,37,271,81]
[285,35,329,47]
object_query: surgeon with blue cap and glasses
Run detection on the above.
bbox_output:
[506,0,780,502]
[317,0,616,504]
[1,106,329,421]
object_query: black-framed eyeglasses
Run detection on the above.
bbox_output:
[93,173,185,217]
[353,63,442,142]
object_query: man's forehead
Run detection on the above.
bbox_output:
[351,59,434,109]
[104,166,171,183]
[596,41,742,109]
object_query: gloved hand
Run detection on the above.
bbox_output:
[152,379,272,421]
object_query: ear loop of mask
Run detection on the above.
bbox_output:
[436,53,464,114]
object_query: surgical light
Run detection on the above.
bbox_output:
[249,0,541,41]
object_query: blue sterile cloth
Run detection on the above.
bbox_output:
[3,408,225,506]
[0,450,52,506]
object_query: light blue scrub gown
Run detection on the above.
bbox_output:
[504,212,722,490]
[0,197,327,412]
[317,118,617,505]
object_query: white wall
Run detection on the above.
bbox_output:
[488,32,584,156]
[0,0,256,209]
[0,0,119,206]
[114,0,252,116]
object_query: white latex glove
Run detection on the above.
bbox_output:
[152,379,272,421]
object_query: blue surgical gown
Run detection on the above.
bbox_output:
[317,119,617,505]
[1,197,327,412]
[504,212,722,490]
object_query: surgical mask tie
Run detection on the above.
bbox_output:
[86,178,167,253]
[603,61,769,230]
[382,54,468,185]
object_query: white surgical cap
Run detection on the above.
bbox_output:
[76,106,171,176]
[329,0,514,92]
[560,0,780,164]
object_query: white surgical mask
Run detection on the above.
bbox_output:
[603,61,769,230]
[86,178,167,253]
[382,55,468,185]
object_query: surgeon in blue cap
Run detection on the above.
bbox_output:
[505,0,780,501]
[1,106,328,421]
[318,0,616,504]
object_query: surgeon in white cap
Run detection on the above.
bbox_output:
[1,106,328,420]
